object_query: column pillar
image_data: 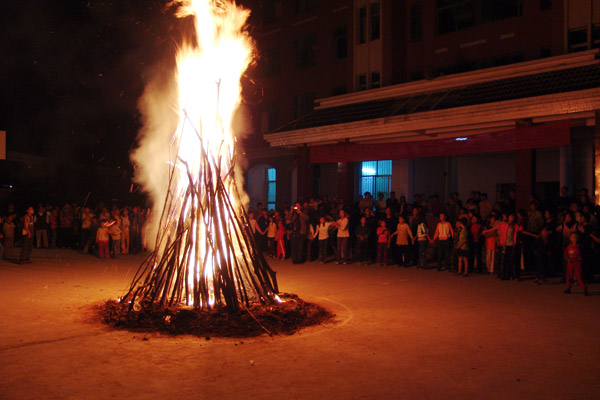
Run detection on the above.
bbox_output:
[559,146,573,196]
[337,162,355,204]
[595,111,600,205]
[296,146,311,202]
[515,149,536,211]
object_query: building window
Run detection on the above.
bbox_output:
[357,6,367,44]
[540,0,551,11]
[294,34,317,69]
[293,93,315,119]
[333,26,348,59]
[540,46,552,58]
[263,45,281,77]
[370,2,381,40]
[263,0,283,24]
[371,71,381,88]
[267,168,276,211]
[332,86,347,96]
[436,0,522,35]
[594,24,600,48]
[295,0,317,14]
[261,100,280,133]
[359,160,392,199]
[410,3,422,41]
[480,0,522,23]
[568,27,588,52]
[358,74,367,91]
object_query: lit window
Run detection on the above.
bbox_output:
[359,160,392,199]
[267,168,276,210]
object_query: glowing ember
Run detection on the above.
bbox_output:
[122,0,278,312]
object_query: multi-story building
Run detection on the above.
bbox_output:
[244,0,600,210]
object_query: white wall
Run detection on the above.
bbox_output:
[313,144,579,204]
[455,153,515,201]
[536,148,560,183]
[572,129,595,193]
[453,149,560,202]
[248,166,266,209]
[319,163,339,198]
[391,159,412,200]
[412,157,446,199]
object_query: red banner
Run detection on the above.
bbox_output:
[309,121,570,163]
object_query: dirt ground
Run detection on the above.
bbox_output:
[0,249,599,400]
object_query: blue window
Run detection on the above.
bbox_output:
[267,168,276,210]
[359,160,391,199]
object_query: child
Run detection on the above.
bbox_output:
[2,214,15,259]
[482,214,498,274]
[96,222,110,259]
[416,214,430,268]
[454,218,469,276]
[316,216,333,263]
[391,215,414,267]
[275,220,286,260]
[356,217,370,264]
[266,216,277,258]
[109,221,122,258]
[564,232,588,295]
[376,220,390,266]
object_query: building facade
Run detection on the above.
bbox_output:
[244,0,600,210]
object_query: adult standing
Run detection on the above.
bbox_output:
[19,206,35,264]
[120,208,130,255]
[49,206,59,248]
[80,207,93,251]
[408,207,420,266]
[334,209,350,264]
[355,216,370,264]
[290,202,309,264]
[2,214,16,258]
[478,193,493,222]
[431,212,454,271]
[390,215,414,267]
[34,205,49,249]
[59,204,74,248]
[316,216,333,263]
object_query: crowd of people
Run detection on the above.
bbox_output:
[0,202,151,263]
[248,187,599,296]
[2,186,598,296]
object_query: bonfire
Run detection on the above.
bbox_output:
[101,0,331,336]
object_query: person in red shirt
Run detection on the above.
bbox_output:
[469,215,482,273]
[564,232,588,295]
[376,220,390,266]
[275,220,287,260]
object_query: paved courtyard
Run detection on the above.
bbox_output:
[0,249,598,399]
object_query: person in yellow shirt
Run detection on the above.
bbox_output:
[390,215,414,267]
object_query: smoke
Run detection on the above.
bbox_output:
[131,72,179,250]
[132,0,255,249]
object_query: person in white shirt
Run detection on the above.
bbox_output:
[316,216,333,263]
[431,212,454,271]
[334,209,350,264]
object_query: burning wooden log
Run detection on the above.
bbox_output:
[121,0,279,313]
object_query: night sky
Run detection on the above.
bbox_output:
[0,0,189,170]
